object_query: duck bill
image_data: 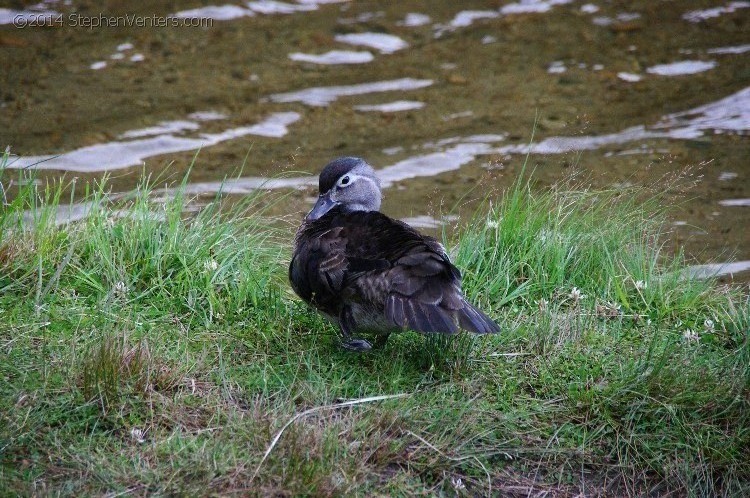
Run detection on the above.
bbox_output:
[306,192,338,221]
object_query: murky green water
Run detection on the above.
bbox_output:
[2,0,749,279]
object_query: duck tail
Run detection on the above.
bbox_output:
[457,302,501,334]
[386,295,500,335]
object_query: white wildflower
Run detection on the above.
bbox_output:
[486,219,499,230]
[568,287,586,302]
[596,301,621,319]
[538,298,549,311]
[634,280,647,290]
[129,427,146,443]
[704,318,714,331]
[451,476,466,491]
[203,259,219,272]
[113,281,129,297]
[682,329,700,343]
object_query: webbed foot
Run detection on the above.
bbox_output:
[339,306,373,352]
[341,338,373,352]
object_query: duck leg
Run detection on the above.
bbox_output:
[339,306,372,352]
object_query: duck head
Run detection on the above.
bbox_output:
[306,157,382,221]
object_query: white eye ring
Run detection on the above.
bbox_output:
[337,175,351,187]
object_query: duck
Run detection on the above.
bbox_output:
[289,157,500,351]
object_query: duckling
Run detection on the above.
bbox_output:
[289,157,500,351]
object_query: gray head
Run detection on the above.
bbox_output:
[306,157,382,221]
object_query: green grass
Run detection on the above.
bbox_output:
[1,152,749,496]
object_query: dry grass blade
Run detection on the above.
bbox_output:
[250,393,411,483]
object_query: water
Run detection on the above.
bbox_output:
[1,0,749,280]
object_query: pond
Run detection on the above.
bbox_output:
[2,0,749,280]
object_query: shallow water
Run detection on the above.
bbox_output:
[2,0,749,280]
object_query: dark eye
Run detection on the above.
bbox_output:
[340,176,350,186]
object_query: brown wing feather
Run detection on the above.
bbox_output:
[335,211,498,335]
[290,208,499,335]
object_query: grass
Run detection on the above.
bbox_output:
[1,152,748,496]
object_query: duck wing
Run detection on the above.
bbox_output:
[336,211,500,335]
[289,210,394,313]
[291,208,499,335]
[289,224,348,314]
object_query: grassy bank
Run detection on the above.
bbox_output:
[1,159,748,496]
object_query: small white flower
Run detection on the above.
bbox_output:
[597,301,622,319]
[568,287,586,301]
[634,280,647,290]
[704,319,714,331]
[129,427,146,443]
[451,476,466,491]
[203,259,219,272]
[486,219,499,229]
[683,329,700,342]
[538,298,549,311]
[113,281,129,297]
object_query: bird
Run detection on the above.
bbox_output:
[289,157,500,351]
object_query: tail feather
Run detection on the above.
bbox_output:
[386,294,497,335]
[406,301,454,334]
[417,304,460,334]
[457,302,500,334]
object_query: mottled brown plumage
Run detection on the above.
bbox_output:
[289,157,499,351]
